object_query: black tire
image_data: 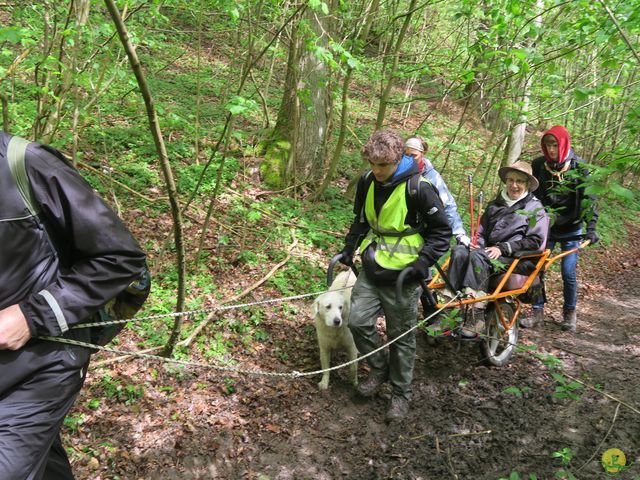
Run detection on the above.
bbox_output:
[481,301,518,367]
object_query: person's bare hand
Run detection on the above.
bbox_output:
[0,304,31,350]
[484,246,501,260]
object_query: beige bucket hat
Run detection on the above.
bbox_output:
[498,160,539,191]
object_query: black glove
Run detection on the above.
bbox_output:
[585,229,600,245]
[410,256,431,279]
[338,248,354,266]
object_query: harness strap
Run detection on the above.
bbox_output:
[7,135,39,217]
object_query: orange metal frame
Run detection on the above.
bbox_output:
[427,241,590,332]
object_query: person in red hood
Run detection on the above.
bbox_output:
[520,125,599,332]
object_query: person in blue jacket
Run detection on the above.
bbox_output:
[405,136,469,317]
[405,137,469,247]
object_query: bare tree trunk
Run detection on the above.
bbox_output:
[103,0,187,357]
[265,6,330,189]
[33,1,55,140]
[314,69,351,199]
[319,0,380,200]
[288,12,330,186]
[503,73,533,165]
[1,93,8,131]
[503,0,543,166]
[375,0,418,129]
[193,0,204,164]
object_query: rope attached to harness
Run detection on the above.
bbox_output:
[39,294,464,378]
[70,288,343,329]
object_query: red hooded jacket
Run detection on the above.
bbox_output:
[541,125,571,166]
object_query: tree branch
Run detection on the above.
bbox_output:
[597,0,640,65]
[182,229,299,347]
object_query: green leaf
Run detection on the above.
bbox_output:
[0,26,23,43]
[573,88,590,101]
[601,59,619,69]
[226,96,258,116]
[503,386,523,397]
[603,86,620,98]
[511,49,528,60]
[347,57,360,69]
[584,184,608,196]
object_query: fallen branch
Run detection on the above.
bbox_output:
[448,430,492,438]
[181,229,299,347]
[78,161,163,204]
[561,371,640,415]
[389,458,410,477]
[92,345,163,368]
[444,443,459,479]
[224,186,341,236]
[0,47,33,83]
[550,342,585,357]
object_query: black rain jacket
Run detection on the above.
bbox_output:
[476,192,548,256]
[532,151,598,238]
[0,132,147,339]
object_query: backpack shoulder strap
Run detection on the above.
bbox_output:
[7,135,40,216]
[407,172,427,198]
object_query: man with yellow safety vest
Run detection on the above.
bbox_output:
[339,129,452,422]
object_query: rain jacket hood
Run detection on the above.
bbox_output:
[542,125,571,168]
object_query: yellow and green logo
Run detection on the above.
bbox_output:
[601,448,626,474]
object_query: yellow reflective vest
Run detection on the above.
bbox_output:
[359,177,426,270]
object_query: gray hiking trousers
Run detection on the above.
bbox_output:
[0,339,90,479]
[349,270,421,400]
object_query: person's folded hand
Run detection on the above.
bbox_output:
[338,248,354,266]
[585,229,600,245]
[410,256,430,279]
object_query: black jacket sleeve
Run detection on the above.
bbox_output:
[343,173,371,255]
[415,181,452,266]
[577,163,599,232]
[19,143,147,337]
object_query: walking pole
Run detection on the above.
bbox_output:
[468,174,475,242]
[473,191,484,246]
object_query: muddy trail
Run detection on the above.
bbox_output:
[68,227,640,480]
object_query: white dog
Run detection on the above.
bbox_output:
[312,270,359,390]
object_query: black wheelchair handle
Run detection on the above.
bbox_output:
[327,253,359,287]
[396,266,432,309]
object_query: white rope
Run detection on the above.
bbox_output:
[72,286,351,329]
[40,294,463,379]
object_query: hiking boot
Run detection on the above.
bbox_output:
[561,309,577,332]
[385,395,409,422]
[520,308,544,328]
[355,373,387,398]
[460,309,484,338]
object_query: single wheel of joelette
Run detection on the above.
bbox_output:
[481,301,518,367]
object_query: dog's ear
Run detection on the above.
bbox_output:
[311,300,319,317]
